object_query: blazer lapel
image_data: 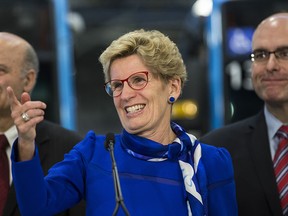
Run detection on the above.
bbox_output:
[35,122,50,165]
[3,184,18,215]
[247,111,282,215]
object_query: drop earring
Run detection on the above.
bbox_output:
[168,96,175,104]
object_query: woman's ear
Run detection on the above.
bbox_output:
[169,77,182,100]
[23,69,36,93]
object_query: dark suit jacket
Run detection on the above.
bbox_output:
[3,120,86,216]
[200,110,283,216]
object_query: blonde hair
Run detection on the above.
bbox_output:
[99,29,187,90]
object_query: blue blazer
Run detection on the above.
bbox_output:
[12,131,237,216]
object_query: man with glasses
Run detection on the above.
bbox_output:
[200,12,288,216]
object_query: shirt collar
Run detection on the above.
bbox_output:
[4,125,18,148]
[264,105,286,159]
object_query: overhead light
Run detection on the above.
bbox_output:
[192,0,213,17]
[68,11,86,34]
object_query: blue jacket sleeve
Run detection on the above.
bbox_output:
[201,144,238,216]
[11,145,49,216]
[11,132,95,216]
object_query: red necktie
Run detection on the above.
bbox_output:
[0,134,9,215]
[274,125,288,215]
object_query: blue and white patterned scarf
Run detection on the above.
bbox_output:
[121,122,207,216]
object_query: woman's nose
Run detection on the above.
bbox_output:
[120,82,136,99]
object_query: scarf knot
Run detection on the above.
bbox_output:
[167,142,182,160]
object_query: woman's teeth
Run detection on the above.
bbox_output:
[126,104,144,113]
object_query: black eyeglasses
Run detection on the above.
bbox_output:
[104,71,149,97]
[250,47,288,63]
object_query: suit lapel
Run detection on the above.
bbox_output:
[247,111,282,215]
[3,184,18,215]
[35,122,50,165]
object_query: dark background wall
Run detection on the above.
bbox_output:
[1,0,287,137]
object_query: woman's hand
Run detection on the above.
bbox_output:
[7,86,47,161]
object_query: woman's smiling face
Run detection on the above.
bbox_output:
[110,54,175,137]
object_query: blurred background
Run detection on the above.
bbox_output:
[2,0,287,136]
